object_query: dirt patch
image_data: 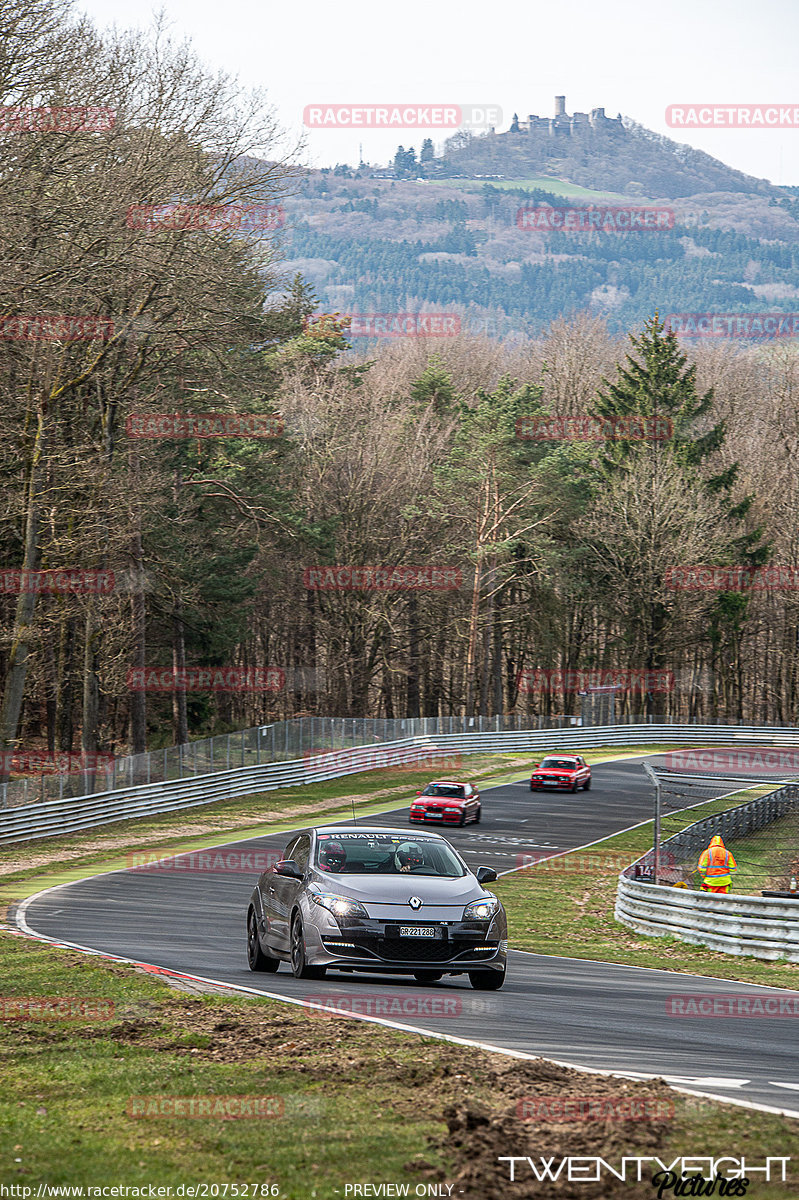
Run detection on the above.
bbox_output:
[70,995,678,1198]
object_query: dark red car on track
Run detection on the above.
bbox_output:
[530,754,591,793]
[410,780,481,826]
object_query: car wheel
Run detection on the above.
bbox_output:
[583,777,591,790]
[570,780,578,793]
[290,915,326,980]
[458,811,466,827]
[247,908,279,973]
[469,967,505,991]
[529,782,534,792]
[414,971,443,983]
[474,805,481,824]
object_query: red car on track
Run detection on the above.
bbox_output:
[410,780,482,826]
[530,754,591,793]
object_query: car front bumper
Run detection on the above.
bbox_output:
[302,909,507,973]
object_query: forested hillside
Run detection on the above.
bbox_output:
[3,12,799,771]
[282,172,799,336]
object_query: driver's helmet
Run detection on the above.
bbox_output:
[318,839,346,872]
[395,841,425,871]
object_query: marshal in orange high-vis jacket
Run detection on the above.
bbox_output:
[698,834,737,893]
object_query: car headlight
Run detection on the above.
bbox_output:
[309,890,368,919]
[464,895,500,921]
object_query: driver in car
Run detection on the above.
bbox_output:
[395,842,426,872]
[318,840,347,872]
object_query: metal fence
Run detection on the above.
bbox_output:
[616,782,799,961]
[7,711,799,812]
[1,712,590,811]
[5,720,799,845]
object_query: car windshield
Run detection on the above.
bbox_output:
[314,833,467,876]
[540,758,578,769]
[422,784,465,798]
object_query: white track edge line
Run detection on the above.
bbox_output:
[11,899,799,1121]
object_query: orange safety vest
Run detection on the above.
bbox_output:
[698,837,736,889]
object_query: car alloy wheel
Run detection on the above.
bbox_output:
[290,915,326,980]
[247,908,279,973]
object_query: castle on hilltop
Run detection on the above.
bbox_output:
[510,96,624,136]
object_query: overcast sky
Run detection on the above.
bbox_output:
[78,0,799,185]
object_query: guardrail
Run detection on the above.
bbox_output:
[5,721,799,846]
[616,782,799,961]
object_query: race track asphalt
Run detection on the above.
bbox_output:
[17,756,799,1117]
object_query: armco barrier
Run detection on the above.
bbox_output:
[616,782,799,961]
[4,722,799,845]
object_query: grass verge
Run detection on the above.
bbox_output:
[0,746,662,916]
[495,785,799,988]
[2,930,799,1197]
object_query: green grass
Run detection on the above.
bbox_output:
[721,812,799,895]
[428,176,633,199]
[3,930,799,1195]
[495,785,799,987]
[0,745,664,912]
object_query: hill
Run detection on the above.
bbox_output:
[275,101,799,337]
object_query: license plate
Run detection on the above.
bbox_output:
[399,926,440,938]
[426,811,443,818]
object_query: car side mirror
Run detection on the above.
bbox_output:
[416,789,422,795]
[275,859,303,879]
[531,762,539,768]
[476,866,497,884]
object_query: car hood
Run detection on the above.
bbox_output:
[310,870,484,907]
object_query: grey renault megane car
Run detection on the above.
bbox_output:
[246,826,507,989]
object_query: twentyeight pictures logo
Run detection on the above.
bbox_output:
[303,104,501,131]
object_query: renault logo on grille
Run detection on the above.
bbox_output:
[408,896,423,910]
